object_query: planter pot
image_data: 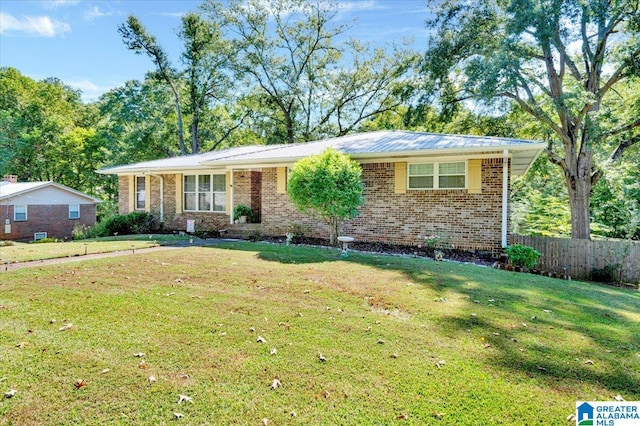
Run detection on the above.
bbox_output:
[238,216,247,224]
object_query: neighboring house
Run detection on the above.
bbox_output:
[97,131,545,252]
[0,175,101,241]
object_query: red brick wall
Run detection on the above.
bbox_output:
[1,204,97,241]
[261,159,508,251]
[118,175,129,215]
[232,171,262,222]
[117,174,232,233]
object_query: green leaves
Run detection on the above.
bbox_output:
[287,149,364,244]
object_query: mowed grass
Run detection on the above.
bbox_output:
[0,234,190,264]
[0,242,638,425]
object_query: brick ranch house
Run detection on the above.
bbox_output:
[0,175,101,241]
[98,131,545,252]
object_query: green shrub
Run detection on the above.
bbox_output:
[504,244,541,269]
[233,204,254,222]
[591,264,621,284]
[98,212,158,237]
[34,237,56,243]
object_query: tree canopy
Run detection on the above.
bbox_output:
[287,148,364,245]
[422,0,640,239]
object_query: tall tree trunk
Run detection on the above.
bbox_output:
[567,178,591,239]
[285,113,294,144]
[565,151,593,240]
[171,88,187,155]
[191,119,199,154]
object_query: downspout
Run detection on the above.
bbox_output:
[501,150,509,248]
[146,171,164,223]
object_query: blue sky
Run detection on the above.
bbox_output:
[0,0,430,102]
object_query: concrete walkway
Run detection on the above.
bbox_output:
[1,239,236,272]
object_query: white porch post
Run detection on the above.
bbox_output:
[229,169,234,225]
[501,150,509,248]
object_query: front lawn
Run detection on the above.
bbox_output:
[0,234,191,264]
[1,242,638,424]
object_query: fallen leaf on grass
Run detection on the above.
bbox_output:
[270,348,277,355]
[271,379,281,390]
[49,319,56,324]
[249,327,255,332]
[483,343,492,348]
[4,389,17,398]
[377,339,385,344]
[391,353,399,359]
[614,394,625,401]
[178,394,193,404]
[290,411,297,417]
[567,413,576,422]
[173,412,184,419]
[257,336,267,344]
[536,366,547,372]
[74,379,87,389]
[101,369,110,374]
[323,390,330,399]
[58,323,73,332]
[584,359,595,365]
[139,361,149,369]
[262,418,269,426]
[148,376,156,384]
[396,413,408,420]
[318,353,326,362]
[543,309,552,313]
[16,342,26,349]
[133,352,145,357]
[432,411,444,419]
[436,360,446,368]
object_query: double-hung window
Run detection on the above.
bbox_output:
[184,174,226,212]
[408,161,466,190]
[69,204,80,219]
[135,176,146,210]
[14,205,27,221]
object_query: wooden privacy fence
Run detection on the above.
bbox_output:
[509,235,640,284]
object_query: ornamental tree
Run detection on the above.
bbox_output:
[287,148,364,245]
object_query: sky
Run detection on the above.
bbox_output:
[0,0,430,103]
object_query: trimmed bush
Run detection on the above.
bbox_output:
[505,244,541,269]
[97,212,158,237]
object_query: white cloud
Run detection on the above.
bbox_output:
[336,0,386,13]
[83,6,114,21]
[66,79,108,102]
[0,12,71,37]
[45,0,81,9]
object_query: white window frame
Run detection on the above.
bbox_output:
[407,161,467,190]
[69,204,80,219]
[183,173,226,213]
[14,205,27,221]
[135,176,146,210]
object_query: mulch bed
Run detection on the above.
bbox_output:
[262,236,496,266]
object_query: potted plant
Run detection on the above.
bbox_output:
[233,204,253,224]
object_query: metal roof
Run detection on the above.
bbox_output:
[98,131,546,176]
[0,181,102,203]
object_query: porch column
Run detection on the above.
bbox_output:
[227,169,234,225]
[502,150,509,248]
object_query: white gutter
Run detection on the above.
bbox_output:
[502,149,509,248]
[145,171,164,222]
